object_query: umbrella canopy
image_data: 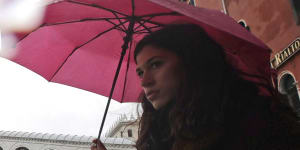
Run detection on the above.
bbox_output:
[1,0,272,136]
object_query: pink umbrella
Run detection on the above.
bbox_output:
[2,0,272,137]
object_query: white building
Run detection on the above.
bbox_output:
[105,114,139,142]
[0,131,135,150]
[0,114,140,150]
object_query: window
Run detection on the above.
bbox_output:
[188,0,195,6]
[279,73,300,116]
[238,20,250,31]
[0,147,3,150]
[128,129,132,137]
[120,131,123,137]
[179,0,196,6]
[16,147,29,150]
[289,0,300,25]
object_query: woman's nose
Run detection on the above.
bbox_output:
[141,72,154,87]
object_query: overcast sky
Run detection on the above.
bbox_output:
[0,57,139,137]
[0,0,140,138]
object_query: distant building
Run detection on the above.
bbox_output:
[0,113,140,150]
[0,131,135,150]
[105,114,140,142]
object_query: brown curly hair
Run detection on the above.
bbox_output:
[134,23,300,150]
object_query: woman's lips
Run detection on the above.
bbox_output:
[146,91,158,101]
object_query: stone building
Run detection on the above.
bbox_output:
[0,130,135,150]
[0,115,139,150]
[105,114,139,142]
[180,0,300,116]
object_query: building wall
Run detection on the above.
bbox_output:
[0,137,91,150]
[111,121,139,142]
[195,0,223,11]
[192,0,300,113]
[195,0,300,50]
[225,0,300,113]
[225,0,300,54]
[181,0,223,11]
[105,115,139,142]
[0,131,136,150]
[0,137,135,150]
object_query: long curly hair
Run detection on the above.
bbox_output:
[133,23,300,150]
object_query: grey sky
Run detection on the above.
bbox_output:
[0,57,139,137]
[0,0,141,138]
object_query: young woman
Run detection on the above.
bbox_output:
[91,23,300,150]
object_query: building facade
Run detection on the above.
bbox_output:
[180,0,300,116]
[105,114,139,142]
[0,114,140,150]
[0,131,135,150]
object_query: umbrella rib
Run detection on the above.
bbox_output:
[134,31,151,34]
[112,13,127,31]
[135,17,164,27]
[133,15,166,34]
[134,12,181,26]
[65,0,131,31]
[135,25,162,34]
[104,15,135,33]
[50,20,130,80]
[133,17,155,33]
[139,12,181,18]
[43,17,128,26]
[66,0,129,18]
[17,23,46,42]
[105,18,127,32]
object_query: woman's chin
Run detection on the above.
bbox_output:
[152,104,161,110]
[151,100,170,110]
[151,101,163,110]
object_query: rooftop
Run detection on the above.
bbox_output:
[0,130,135,145]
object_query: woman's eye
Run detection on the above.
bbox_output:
[150,61,162,69]
[137,71,143,78]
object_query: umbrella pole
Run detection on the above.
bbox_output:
[98,19,135,139]
[97,49,126,139]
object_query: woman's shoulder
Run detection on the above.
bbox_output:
[263,110,300,150]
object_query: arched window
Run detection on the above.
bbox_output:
[238,20,251,31]
[179,0,196,6]
[279,73,300,116]
[16,147,29,150]
[0,146,3,150]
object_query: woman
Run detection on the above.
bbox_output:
[91,23,300,150]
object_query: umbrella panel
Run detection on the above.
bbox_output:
[12,20,144,102]
[7,0,273,103]
[2,0,275,137]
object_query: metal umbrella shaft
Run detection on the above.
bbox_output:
[98,18,136,138]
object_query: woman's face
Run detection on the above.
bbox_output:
[136,45,183,110]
